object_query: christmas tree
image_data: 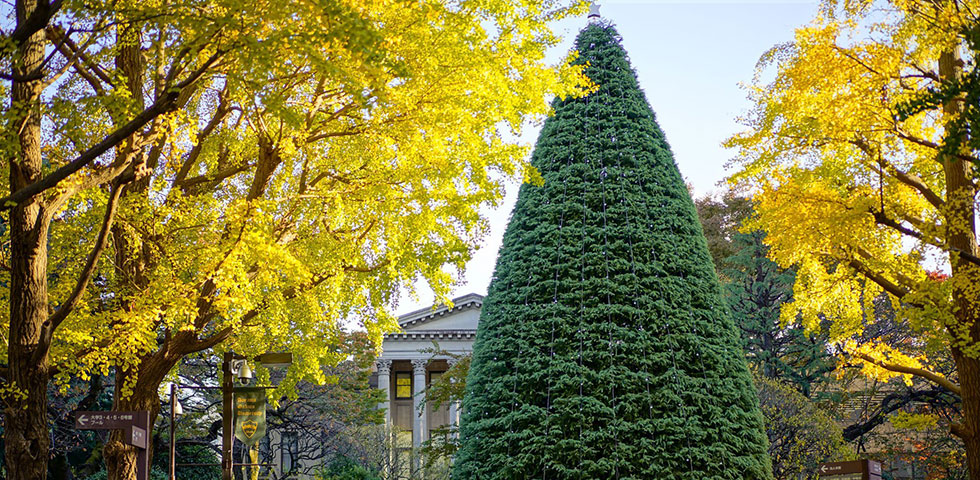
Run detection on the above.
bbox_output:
[453,21,773,479]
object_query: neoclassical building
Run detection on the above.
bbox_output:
[374,293,482,455]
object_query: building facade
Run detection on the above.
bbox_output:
[374,293,481,455]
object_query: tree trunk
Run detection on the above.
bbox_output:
[102,22,161,480]
[104,366,164,480]
[4,0,51,479]
[938,45,980,480]
[955,355,980,480]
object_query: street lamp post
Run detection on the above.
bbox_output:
[165,352,288,480]
[221,352,292,480]
[169,383,182,480]
[222,351,235,480]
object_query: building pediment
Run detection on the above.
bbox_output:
[395,293,483,332]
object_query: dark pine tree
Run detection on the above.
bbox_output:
[722,229,834,399]
[454,22,773,480]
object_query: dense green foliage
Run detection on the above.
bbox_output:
[454,22,772,480]
[694,194,834,396]
[723,230,834,397]
[317,456,382,480]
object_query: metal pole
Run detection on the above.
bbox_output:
[223,351,234,480]
[170,383,177,480]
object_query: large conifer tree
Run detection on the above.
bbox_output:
[454,22,773,479]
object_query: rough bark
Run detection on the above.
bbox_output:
[3,6,217,478]
[938,46,980,480]
[4,0,52,479]
[104,364,165,480]
[102,22,158,480]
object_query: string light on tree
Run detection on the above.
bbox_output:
[454,14,773,480]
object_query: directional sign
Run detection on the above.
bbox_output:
[129,426,147,449]
[73,410,151,480]
[818,460,882,480]
[74,411,140,430]
[819,474,862,480]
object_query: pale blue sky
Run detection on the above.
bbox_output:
[398,0,821,314]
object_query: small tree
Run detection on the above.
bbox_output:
[755,374,850,480]
[317,456,382,480]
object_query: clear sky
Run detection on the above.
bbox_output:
[397,0,821,314]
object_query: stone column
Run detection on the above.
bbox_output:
[376,359,392,426]
[375,359,393,478]
[411,359,429,450]
[447,357,460,439]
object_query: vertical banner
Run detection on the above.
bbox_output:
[233,387,267,445]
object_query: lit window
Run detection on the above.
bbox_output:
[396,372,412,399]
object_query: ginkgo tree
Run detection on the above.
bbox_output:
[0,0,591,479]
[728,0,980,477]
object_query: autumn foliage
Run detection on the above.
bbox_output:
[728,0,980,477]
[0,0,591,478]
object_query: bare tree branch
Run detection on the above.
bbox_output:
[852,351,961,396]
[0,49,224,211]
[870,208,980,267]
[48,180,124,329]
[44,26,108,93]
[176,162,251,194]
[5,0,63,46]
[33,179,125,366]
[847,257,915,301]
[896,130,977,164]
[173,86,231,187]
[851,137,946,209]
[183,326,233,354]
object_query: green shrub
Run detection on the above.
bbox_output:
[317,456,381,480]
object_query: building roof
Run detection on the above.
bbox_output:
[395,292,484,329]
[383,330,478,340]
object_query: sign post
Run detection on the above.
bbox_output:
[75,410,150,480]
[221,351,292,480]
[223,352,234,480]
[818,460,883,480]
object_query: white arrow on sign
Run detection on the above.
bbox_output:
[820,465,828,473]
[78,414,89,426]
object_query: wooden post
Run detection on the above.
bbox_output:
[223,351,234,480]
[135,411,150,480]
[170,383,177,480]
